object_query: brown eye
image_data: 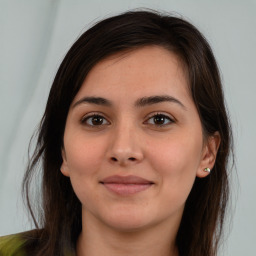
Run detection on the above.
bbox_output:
[82,114,109,126]
[146,114,174,126]
[154,115,166,125]
[91,116,104,125]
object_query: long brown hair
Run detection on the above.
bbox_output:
[23,9,233,256]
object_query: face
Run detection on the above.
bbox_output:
[61,46,218,232]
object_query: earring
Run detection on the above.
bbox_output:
[204,167,211,173]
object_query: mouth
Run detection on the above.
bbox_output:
[100,175,154,196]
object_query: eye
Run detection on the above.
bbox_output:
[145,113,174,126]
[81,114,110,127]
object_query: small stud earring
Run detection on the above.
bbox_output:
[204,168,211,173]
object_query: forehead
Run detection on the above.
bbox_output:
[74,46,190,102]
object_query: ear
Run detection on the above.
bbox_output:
[197,132,221,178]
[60,148,70,177]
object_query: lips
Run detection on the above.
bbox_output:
[100,175,154,196]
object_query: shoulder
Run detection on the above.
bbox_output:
[0,230,41,256]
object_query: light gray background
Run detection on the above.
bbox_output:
[0,0,255,255]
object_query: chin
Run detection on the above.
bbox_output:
[98,206,157,232]
[105,218,150,232]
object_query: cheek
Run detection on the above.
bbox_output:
[64,136,106,206]
[148,134,202,170]
[63,134,108,195]
[146,133,202,199]
[65,135,105,175]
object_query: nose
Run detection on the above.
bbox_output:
[107,123,144,166]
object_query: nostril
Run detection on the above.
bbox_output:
[111,157,118,162]
[110,157,136,162]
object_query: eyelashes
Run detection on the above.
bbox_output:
[145,113,175,126]
[81,113,110,126]
[80,112,175,128]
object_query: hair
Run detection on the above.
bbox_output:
[22,9,233,256]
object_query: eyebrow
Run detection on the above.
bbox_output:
[72,95,186,110]
[72,97,112,108]
[134,95,186,110]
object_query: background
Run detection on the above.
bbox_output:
[0,0,255,255]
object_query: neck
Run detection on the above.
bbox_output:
[76,211,180,256]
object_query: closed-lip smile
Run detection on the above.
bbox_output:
[100,175,154,196]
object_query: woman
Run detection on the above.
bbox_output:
[0,9,233,256]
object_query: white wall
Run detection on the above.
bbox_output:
[1,1,255,255]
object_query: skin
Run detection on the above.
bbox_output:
[61,46,220,256]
